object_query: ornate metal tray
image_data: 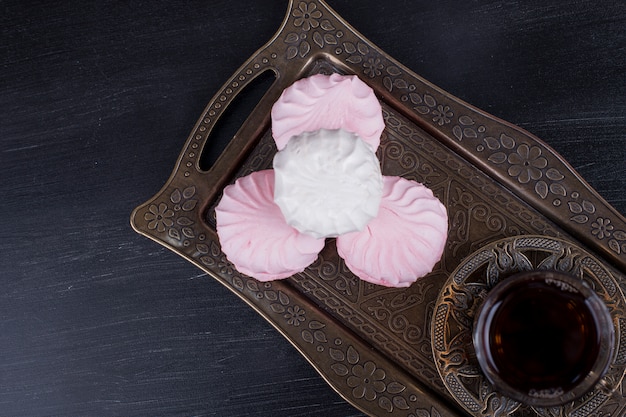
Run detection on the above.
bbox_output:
[130,1,626,415]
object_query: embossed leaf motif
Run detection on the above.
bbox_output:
[379,397,393,412]
[488,152,508,164]
[424,94,436,107]
[168,228,180,240]
[323,33,336,45]
[614,231,626,240]
[278,291,290,305]
[550,183,567,197]
[170,189,182,204]
[343,42,356,54]
[264,290,277,301]
[244,280,258,293]
[569,201,583,214]
[199,256,214,267]
[331,363,349,376]
[182,186,196,199]
[408,93,422,104]
[299,41,311,57]
[394,78,408,89]
[484,136,500,150]
[313,31,324,48]
[583,200,596,213]
[309,320,325,330]
[417,105,432,116]
[286,46,298,60]
[458,115,474,126]
[314,330,327,342]
[463,127,477,138]
[182,199,197,211]
[609,239,621,254]
[270,304,286,314]
[176,216,193,226]
[546,167,564,181]
[536,181,549,199]
[571,215,589,224]
[232,276,244,290]
[320,19,334,31]
[268,290,290,312]
[329,347,345,362]
[313,32,337,48]
[452,125,463,141]
[285,32,299,43]
[302,330,314,344]
[500,133,516,149]
[347,345,359,364]
[386,66,402,76]
[568,201,595,214]
[393,396,410,410]
[387,381,406,394]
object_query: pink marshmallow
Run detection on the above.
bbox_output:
[336,176,448,287]
[271,74,385,151]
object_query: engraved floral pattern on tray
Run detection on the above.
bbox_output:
[130,1,626,416]
[277,1,626,260]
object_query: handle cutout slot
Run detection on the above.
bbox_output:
[198,70,277,172]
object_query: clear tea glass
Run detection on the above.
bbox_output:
[473,271,615,407]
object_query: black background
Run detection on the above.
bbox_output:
[2,1,625,416]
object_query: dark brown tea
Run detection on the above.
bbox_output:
[488,280,599,395]
[473,271,614,406]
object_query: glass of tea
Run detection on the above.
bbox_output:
[473,270,615,407]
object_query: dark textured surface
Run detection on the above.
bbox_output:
[1,1,624,416]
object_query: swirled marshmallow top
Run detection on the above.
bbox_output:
[273,128,383,239]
